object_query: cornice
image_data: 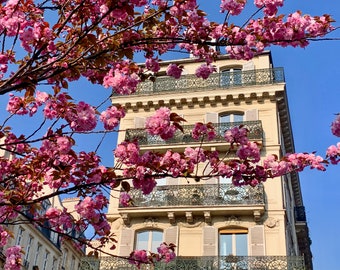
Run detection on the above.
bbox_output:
[114,84,285,112]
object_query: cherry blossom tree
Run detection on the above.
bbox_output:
[0,0,339,269]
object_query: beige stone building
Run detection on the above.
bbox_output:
[82,51,312,270]
[0,148,84,270]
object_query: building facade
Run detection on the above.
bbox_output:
[81,51,312,270]
[0,145,84,270]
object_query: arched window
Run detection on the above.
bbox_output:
[219,112,244,123]
[219,227,248,256]
[135,230,163,253]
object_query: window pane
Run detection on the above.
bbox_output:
[219,234,232,256]
[234,114,244,122]
[151,231,163,253]
[220,115,231,123]
[219,176,232,184]
[136,231,149,250]
[235,234,248,256]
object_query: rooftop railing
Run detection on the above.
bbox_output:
[113,67,285,96]
[125,120,263,146]
[80,255,305,270]
[119,183,264,208]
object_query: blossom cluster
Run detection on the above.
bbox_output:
[129,242,176,269]
[224,126,249,146]
[4,246,22,270]
[192,122,216,141]
[0,0,337,269]
[331,114,340,137]
[6,91,126,133]
[145,107,184,140]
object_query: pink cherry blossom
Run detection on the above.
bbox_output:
[146,107,179,140]
[119,192,132,207]
[129,250,149,268]
[6,94,27,115]
[166,64,183,79]
[66,101,97,132]
[4,245,22,270]
[220,0,246,15]
[192,122,216,141]
[195,64,216,79]
[331,114,340,137]
[236,141,261,162]
[224,126,249,146]
[100,106,126,130]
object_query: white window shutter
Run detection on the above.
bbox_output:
[249,225,265,256]
[245,109,258,121]
[205,112,218,124]
[119,228,134,256]
[164,226,179,253]
[134,117,146,128]
[203,226,217,256]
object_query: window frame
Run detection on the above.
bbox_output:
[135,230,164,253]
[219,227,249,256]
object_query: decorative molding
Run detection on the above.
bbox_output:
[265,217,279,228]
[168,212,176,225]
[253,210,262,222]
[186,212,193,223]
[121,214,130,226]
[144,217,159,227]
[204,211,211,225]
[225,216,240,225]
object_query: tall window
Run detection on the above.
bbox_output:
[70,256,76,270]
[221,68,242,86]
[42,250,49,270]
[34,243,42,266]
[52,257,58,269]
[219,228,248,256]
[62,248,68,269]
[135,230,163,253]
[15,227,24,245]
[24,235,34,262]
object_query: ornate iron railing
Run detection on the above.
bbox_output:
[113,68,285,96]
[80,255,305,270]
[125,121,263,146]
[119,183,264,208]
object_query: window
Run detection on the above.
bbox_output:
[52,257,58,269]
[15,227,24,245]
[220,112,244,123]
[62,248,68,268]
[135,230,163,253]
[70,256,76,270]
[34,243,42,266]
[42,250,49,270]
[24,235,34,261]
[219,228,248,256]
[221,68,242,87]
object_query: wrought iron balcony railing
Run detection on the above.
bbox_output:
[80,255,305,270]
[120,183,264,208]
[113,68,285,96]
[125,121,263,146]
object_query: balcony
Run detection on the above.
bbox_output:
[125,121,263,147]
[80,255,305,270]
[113,68,285,97]
[120,183,264,208]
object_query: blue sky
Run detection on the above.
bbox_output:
[0,1,339,269]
